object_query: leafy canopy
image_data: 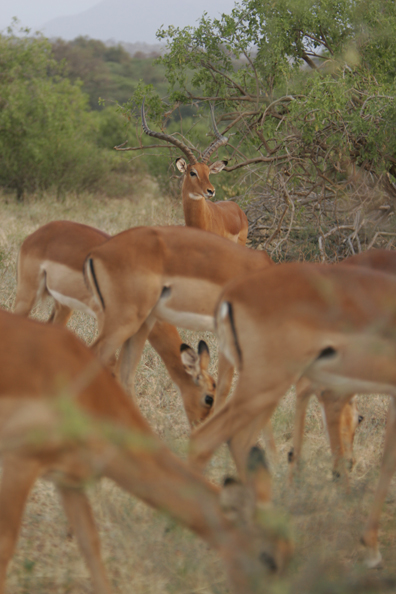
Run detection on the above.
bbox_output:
[123,0,396,258]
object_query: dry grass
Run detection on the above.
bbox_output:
[0,183,395,594]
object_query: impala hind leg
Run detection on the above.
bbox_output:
[116,321,154,396]
[59,486,111,594]
[321,393,352,482]
[0,455,41,593]
[14,265,47,318]
[361,397,396,568]
[91,319,143,371]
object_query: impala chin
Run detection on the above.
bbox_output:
[188,192,205,201]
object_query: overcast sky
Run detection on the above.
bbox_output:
[0,0,99,31]
[0,0,239,42]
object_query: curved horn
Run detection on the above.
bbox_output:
[201,103,229,164]
[141,99,197,164]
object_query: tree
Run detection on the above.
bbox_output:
[125,0,396,260]
[0,22,108,201]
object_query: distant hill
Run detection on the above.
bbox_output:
[41,0,237,44]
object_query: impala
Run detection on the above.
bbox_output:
[0,307,292,594]
[140,101,249,245]
[289,249,396,478]
[14,221,217,426]
[83,225,273,400]
[189,261,396,567]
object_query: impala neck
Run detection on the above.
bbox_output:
[181,176,210,230]
[102,441,227,543]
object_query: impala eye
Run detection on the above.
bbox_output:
[190,170,197,177]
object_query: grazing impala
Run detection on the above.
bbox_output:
[289,249,396,478]
[14,221,217,426]
[0,307,292,594]
[83,225,273,400]
[140,101,249,245]
[189,261,396,568]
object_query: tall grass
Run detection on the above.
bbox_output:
[0,186,394,593]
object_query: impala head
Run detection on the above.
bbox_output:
[141,99,228,200]
[175,158,227,200]
[180,340,216,422]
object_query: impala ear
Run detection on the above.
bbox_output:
[209,160,227,174]
[180,343,200,379]
[176,157,188,173]
[198,340,210,371]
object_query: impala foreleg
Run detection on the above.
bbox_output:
[339,396,361,469]
[190,381,289,477]
[228,406,276,498]
[0,455,41,593]
[59,486,112,594]
[361,397,396,568]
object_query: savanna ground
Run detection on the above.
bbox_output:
[0,178,395,594]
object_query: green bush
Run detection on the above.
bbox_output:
[0,22,111,201]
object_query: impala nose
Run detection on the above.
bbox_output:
[205,395,214,407]
[206,189,215,197]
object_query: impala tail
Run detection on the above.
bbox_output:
[84,256,105,310]
[215,300,243,369]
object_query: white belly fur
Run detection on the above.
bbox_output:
[42,261,97,318]
[154,302,215,332]
[47,287,97,318]
[153,276,220,332]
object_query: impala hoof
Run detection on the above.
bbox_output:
[360,535,383,569]
[364,549,383,569]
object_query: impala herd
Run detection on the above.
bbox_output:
[2,103,396,592]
